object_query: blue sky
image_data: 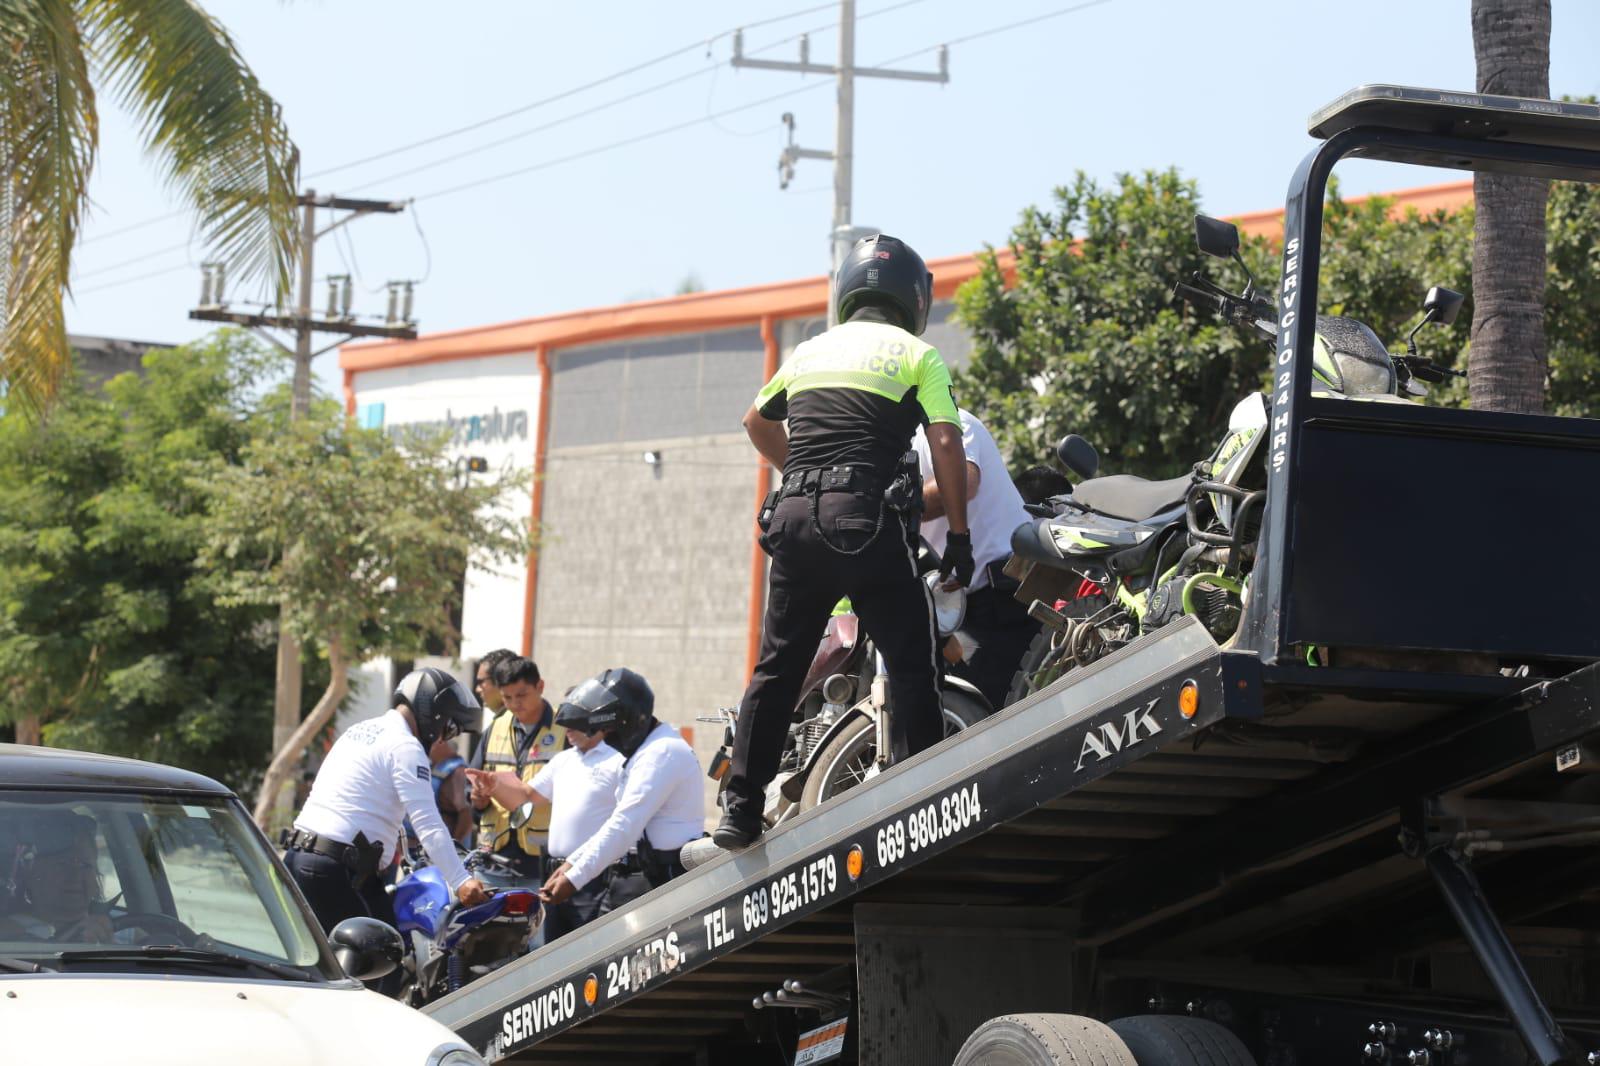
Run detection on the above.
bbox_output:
[66,0,1600,398]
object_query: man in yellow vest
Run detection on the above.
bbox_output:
[468,655,564,878]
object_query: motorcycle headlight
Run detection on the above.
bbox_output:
[426,1045,488,1066]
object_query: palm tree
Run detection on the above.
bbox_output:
[1469,0,1551,414]
[2,2,298,411]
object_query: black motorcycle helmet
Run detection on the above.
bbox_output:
[555,668,656,756]
[835,234,933,336]
[393,667,480,749]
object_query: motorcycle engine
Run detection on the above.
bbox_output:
[1144,577,1188,631]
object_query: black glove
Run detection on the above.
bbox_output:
[939,531,975,589]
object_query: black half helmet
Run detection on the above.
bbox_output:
[555,668,655,751]
[394,667,480,748]
[835,234,933,335]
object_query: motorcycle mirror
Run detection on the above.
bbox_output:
[1055,434,1099,480]
[1194,214,1241,260]
[328,916,404,981]
[508,801,535,829]
[1422,285,1465,327]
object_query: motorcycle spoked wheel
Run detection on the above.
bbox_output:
[1004,594,1110,706]
[798,689,988,812]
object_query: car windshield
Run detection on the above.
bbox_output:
[0,791,331,978]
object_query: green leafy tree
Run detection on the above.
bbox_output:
[197,413,531,828]
[0,332,319,789]
[957,171,1600,477]
[956,169,1275,478]
[1,1,298,411]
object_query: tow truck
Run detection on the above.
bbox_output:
[425,86,1600,1065]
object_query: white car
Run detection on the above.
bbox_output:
[0,744,484,1066]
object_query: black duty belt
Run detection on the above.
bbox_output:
[281,827,385,878]
[779,465,885,501]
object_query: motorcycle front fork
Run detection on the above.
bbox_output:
[872,653,891,770]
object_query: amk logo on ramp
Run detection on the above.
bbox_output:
[1074,697,1164,772]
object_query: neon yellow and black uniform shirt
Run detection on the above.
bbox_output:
[754,320,961,481]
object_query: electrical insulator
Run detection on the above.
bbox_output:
[401,281,414,324]
[385,282,400,325]
[198,264,214,308]
[340,275,353,317]
[326,277,339,318]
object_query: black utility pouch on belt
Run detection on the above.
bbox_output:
[883,450,924,516]
[756,488,781,533]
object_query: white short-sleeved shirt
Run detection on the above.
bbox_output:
[294,710,472,890]
[531,742,626,858]
[913,408,1031,590]
[562,723,705,890]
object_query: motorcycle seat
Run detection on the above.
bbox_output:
[1071,473,1193,522]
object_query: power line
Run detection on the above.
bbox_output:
[71,239,192,280]
[73,0,1114,276]
[409,0,1111,206]
[76,3,842,247]
[73,261,192,295]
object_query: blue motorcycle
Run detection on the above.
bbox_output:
[390,847,542,1006]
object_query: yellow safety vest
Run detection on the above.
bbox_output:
[477,708,564,855]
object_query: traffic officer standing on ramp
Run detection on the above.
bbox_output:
[715,234,974,850]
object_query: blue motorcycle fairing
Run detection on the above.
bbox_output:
[393,865,452,938]
[440,889,539,952]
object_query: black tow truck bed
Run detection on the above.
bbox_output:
[431,616,1228,1060]
[426,614,1600,1064]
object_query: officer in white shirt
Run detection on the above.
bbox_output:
[537,669,705,915]
[466,722,624,942]
[285,668,489,990]
[912,408,1039,709]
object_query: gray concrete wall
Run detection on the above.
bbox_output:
[532,432,757,821]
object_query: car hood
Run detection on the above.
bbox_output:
[2,974,473,1065]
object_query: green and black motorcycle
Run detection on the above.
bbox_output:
[1004,214,1463,703]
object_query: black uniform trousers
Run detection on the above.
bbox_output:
[725,490,941,815]
[951,566,1040,710]
[283,847,399,995]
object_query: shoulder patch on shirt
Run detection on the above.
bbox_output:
[416,765,430,782]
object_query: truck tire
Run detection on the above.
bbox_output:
[1107,1016,1256,1066]
[799,689,988,811]
[953,1013,1137,1066]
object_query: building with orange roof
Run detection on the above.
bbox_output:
[338,180,1472,772]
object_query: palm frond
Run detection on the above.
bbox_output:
[82,0,299,300]
[1,0,99,413]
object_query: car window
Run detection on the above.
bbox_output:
[0,791,325,973]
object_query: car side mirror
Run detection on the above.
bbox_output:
[1423,285,1464,326]
[1194,214,1241,260]
[509,801,535,829]
[1055,434,1099,480]
[329,917,404,982]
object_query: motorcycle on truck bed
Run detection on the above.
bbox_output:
[422,86,1600,1066]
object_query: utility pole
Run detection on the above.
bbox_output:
[734,0,948,315]
[190,190,419,819]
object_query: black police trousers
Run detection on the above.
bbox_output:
[283,847,399,995]
[725,490,941,816]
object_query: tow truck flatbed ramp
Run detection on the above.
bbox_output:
[427,616,1227,1060]
[422,615,1600,1064]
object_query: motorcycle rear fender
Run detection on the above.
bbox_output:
[942,674,993,715]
